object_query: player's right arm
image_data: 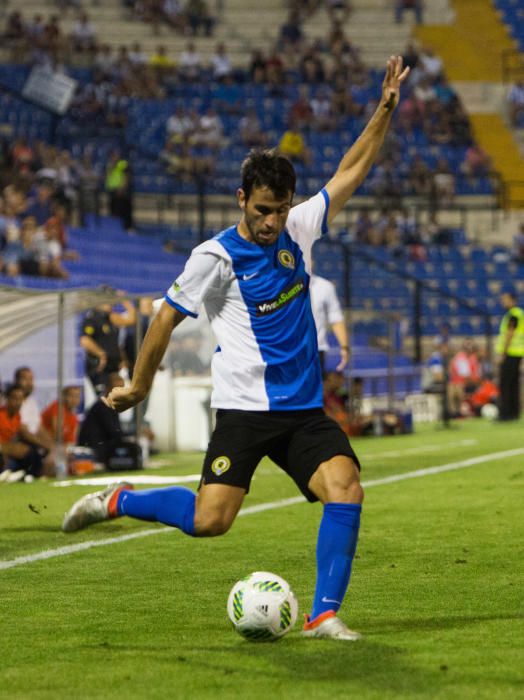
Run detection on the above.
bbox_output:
[105,302,186,412]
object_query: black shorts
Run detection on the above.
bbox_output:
[201,408,360,502]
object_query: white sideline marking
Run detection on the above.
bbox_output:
[53,474,202,488]
[365,439,477,460]
[2,446,524,572]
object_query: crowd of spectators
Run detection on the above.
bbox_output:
[0,138,85,279]
[423,335,499,418]
[0,1,495,207]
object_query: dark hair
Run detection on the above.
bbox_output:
[240,148,296,201]
[14,366,31,382]
[5,383,24,398]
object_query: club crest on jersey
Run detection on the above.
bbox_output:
[278,250,295,270]
[211,456,231,476]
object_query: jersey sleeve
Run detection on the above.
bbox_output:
[165,248,226,318]
[285,189,330,270]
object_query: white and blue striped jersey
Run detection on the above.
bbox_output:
[165,189,330,411]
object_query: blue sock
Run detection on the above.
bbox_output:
[117,487,196,536]
[310,502,362,621]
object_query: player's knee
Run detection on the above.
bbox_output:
[194,511,234,537]
[314,459,364,504]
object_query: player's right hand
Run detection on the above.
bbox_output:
[103,386,145,412]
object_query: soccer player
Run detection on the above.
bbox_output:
[62,56,409,641]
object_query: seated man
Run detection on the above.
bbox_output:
[41,385,82,446]
[78,373,140,469]
[0,385,48,482]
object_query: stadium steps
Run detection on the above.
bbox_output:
[414,0,517,82]
[469,113,524,208]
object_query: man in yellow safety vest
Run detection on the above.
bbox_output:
[496,288,524,420]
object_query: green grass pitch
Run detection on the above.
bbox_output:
[1,418,523,699]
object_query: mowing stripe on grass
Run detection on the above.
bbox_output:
[1,446,524,572]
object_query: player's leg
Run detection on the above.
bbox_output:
[63,409,261,534]
[62,480,246,535]
[281,411,363,640]
[306,454,363,625]
[117,481,245,536]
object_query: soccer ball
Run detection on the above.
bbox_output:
[227,571,298,642]
[480,402,499,420]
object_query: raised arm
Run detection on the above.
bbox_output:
[105,302,186,412]
[324,55,410,224]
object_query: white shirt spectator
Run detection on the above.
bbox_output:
[419,49,443,79]
[179,45,203,77]
[211,46,232,79]
[310,274,344,352]
[21,396,41,433]
[508,82,524,107]
[166,110,193,139]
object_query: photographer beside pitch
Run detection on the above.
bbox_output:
[63,57,409,641]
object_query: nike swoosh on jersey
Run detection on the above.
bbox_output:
[242,272,258,281]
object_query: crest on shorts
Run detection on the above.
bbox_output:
[278,250,295,270]
[211,456,231,476]
[172,281,181,293]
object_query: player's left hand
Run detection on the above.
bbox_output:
[381,55,410,112]
[102,385,146,413]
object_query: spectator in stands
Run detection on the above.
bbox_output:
[105,153,135,232]
[507,79,524,128]
[80,299,136,396]
[194,107,224,150]
[326,0,351,24]
[211,42,232,80]
[418,46,443,80]
[512,223,524,264]
[4,11,25,41]
[280,9,303,48]
[179,41,202,81]
[289,86,314,131]
[166,106,194,144]
[77,372,129,467]
[0,385,48,482]
[161,0,186,32]
[311,87,336,131]
[213,75,243,115]
[394,0,423,24]
[149,44,176,78]
[70,11,97,53]
[461,144,492,181]
[352,210,376,244]
[432,158,455,205]
[76,151,101,224]
[41,385,82,445]
[94,44,115,76]
[239,109,268,148]
[25,181,55,225]
[128,42,147,67]
[278,121,312,166]
[248,49,267,83]
[310,272,349,375]
[448,338,481,417]
[1,216,46,278]
[408,155,433,197]
[185,0,214,37]
[402,42,420,70]
[11,137,35,176]
[300,45,326,84]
